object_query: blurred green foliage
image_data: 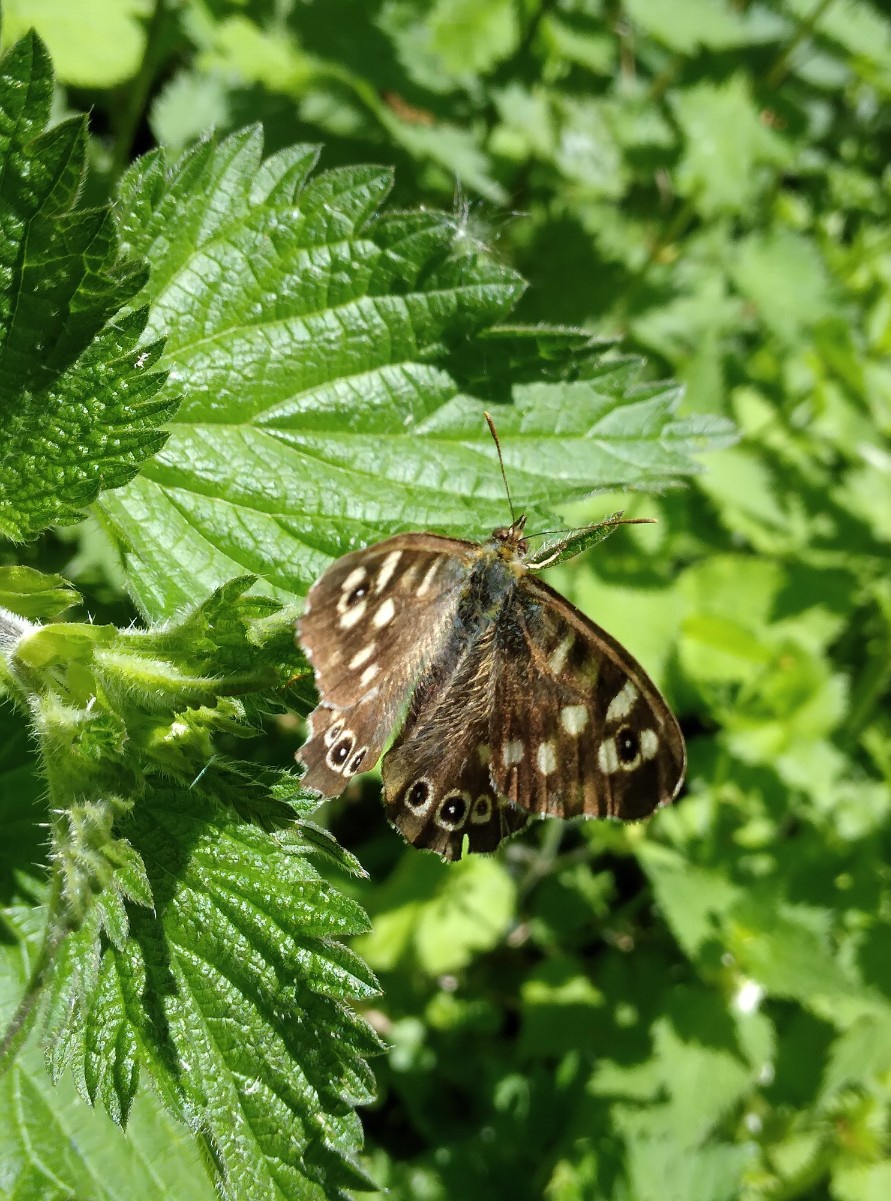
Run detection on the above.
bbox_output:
[1,2,890,1200]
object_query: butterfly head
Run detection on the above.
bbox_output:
[491,514,528,558]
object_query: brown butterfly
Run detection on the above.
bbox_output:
[296,418,686,860]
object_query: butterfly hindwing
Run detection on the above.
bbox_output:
[487,576,686,821]
[297,533,474,796]
[381,626,529,859]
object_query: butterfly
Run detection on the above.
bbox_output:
[296,419,686,860]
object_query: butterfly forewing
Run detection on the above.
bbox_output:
[297,533,475,796]
[487,576,686,821]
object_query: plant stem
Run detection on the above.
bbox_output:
[766,0,837,89]
[110,0,170,179]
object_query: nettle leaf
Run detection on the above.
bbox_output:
[0,905,218,1201]
[95,127,725,619]
[43,777,381,1199]
[0,33,176,542]
[671,76,791,216]
[2,572,379,1197]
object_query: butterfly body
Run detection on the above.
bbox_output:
[298,515,685,860]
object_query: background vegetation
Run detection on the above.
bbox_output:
[1,2,889,1199]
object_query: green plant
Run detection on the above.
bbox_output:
[2,1,890,1198]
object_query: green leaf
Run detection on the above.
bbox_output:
[519,956,605,1058]
[671,76,791,216]
[0,566,80,620]
[0,714,48,909]
[42,776,381,1198]
[624,1138,754,1201]
[356,854,516,976]
[2,559,380,1197]
[0,905,218,1201]
[2,0,151,88]
[380,0,519,87]
[727,899,866,1010]
[527,513,653,571]
[2,578,304,935]
[638,843,741,962]
[833,1162,891,1201]
[0,33,176,541]
[821,1012,891,1100]
[96,128,720,619]
[730,229,835,344]
[624,0,754,51]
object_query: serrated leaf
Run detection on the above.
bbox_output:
[821,1011,891,1099]
[96,128,720,619]
[671,76,791,216]
[638,843,741,961]
[0,33,176,541]
[43,776,381,1198]
[727,899,865,1008]
[730,228,835,343]
[0,908,217,1201]
[527,513,653,571]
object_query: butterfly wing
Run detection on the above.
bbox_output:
[487,576,686,821]
[298,533,476,797]
[381,625,529,859]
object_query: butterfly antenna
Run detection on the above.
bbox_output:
[484,411,517,525]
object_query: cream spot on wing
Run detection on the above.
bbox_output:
[477,743,492,765]
[640,728,659,760]
[360,663,380,687]
[548,634,574,673]
[560,705,588,736]
[341,567,367,593]
[606,681,639,723]
[339,601,367,629]
[372,597,396,627]
[536,741,557,775]
[349,644,375,669]
[597,739,620,774]
[374,550,402,593]
[400,560,421,591]
[502,740,525,766]
[417,559,440,596]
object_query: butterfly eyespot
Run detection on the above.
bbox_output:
[327,732,355,770]
[348,747,368,774]
[616,726,640,764]
[471,794,493,824]
[437,791,470,830]
[405,779,433,811]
